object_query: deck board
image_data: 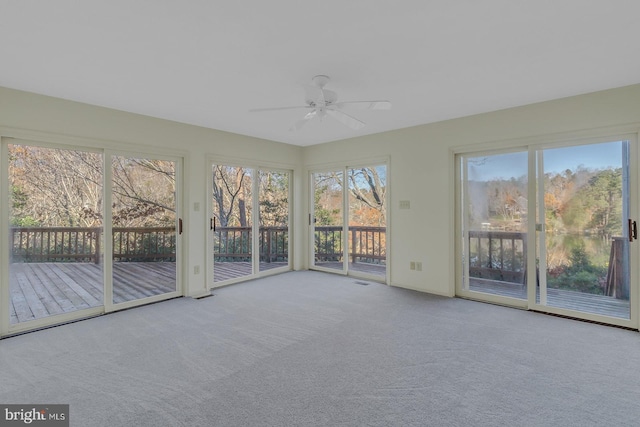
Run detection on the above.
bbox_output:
[10,261,289,324]
[469,278,630,319]
[9,262,177,325]
[213,261,290,283]
[17,267,47,317]
[313,261,386,277]
[212,261,385,283]
[12,270,46,322]
[31,264,78,313]
[112,263,175,300]
[57,262,104,301]
[13,262,627,326]
[43,262,101,307]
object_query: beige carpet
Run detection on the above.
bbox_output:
[1,271,639,426]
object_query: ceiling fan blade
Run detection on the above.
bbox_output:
[290,110,317,131]
[335,101,391,110]
[249,105,312,112]
[326,109,365,130]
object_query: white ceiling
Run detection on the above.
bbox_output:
[1,1,640,147]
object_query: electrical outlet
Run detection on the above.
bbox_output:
[410,261,416,270]
[194,265,200,275]
[416,262,422,271]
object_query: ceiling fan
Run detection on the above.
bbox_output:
[249,75,391,131]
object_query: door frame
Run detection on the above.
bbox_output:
[309,167,348,275]
[1,136,185,337]
[104,149,184,313]
[308,159,390,284]
[207,159,293,289]
[2,138,107,336]
[454,146,530,309]
[455,132,639,329]
[526,136,639,328]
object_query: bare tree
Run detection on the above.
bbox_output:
[347,167,386,226]
[258,170,289,226]
[212,165,251,227]
[9,145,103,227]
[9,144,176,228]
[111,156,176,226]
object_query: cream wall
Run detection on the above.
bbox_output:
[303,84,640,296]
[0,86,303,298]
[2,84,640,301]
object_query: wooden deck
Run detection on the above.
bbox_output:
[213,261,289,282]
[10,260,381,323]
[10,261,289,323]
[313,261,386,277]
[469,278,630,319]
[14,261,624,327]
[10,262,176,324]
[213,260,385,282]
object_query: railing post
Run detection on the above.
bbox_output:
[94,228,101,264]
[351,227,357,264]
[606,237,629,299]
[265,228,271,263]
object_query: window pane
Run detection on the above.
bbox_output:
[259,170,289,272]
[111,156,177,303]
[8,144,104,324]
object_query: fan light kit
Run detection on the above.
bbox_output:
[250,75,391,131]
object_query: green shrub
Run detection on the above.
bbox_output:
[548,244,606,295]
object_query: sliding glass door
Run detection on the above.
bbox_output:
[535,141,631,320]
[258,170,290,273]
[311,163,387,280]
[7,143,104,325]
[458,150,528,302]
[3,139,183,336]
[312,170,344,272]
[457,137,637,327]
[211,164,290,285]
[347,166,387,277]
[110,155,179,306]
[212,165,253,283]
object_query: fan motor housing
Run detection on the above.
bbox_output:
[306,89,338,106]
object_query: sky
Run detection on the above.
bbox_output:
[467,140,626,181]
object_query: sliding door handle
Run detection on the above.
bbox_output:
[628,219,637,242]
